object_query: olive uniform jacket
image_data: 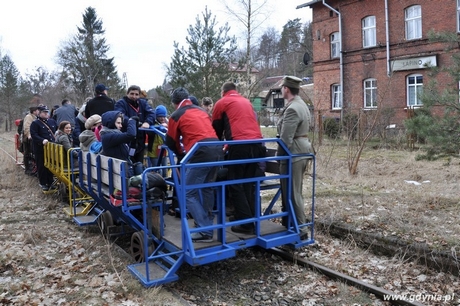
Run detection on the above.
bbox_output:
[276,95,313,163]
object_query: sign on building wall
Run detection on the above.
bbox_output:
[391,55,437,71]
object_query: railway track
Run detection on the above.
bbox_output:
[268,247,424,306]
[3,131,456,305]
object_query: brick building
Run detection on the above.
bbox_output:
[297,0,459,127]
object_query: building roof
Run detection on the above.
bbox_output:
[229,63,259,73]
[262,80,314,107]
[297,0,322,9]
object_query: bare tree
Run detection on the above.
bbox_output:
[221,0,269,96]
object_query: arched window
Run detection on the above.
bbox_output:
[405,5,422,40]
[362,16,376,48]
[330,32,340,58]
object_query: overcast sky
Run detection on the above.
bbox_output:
[0,1,311,91]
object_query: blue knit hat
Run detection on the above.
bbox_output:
[189,96,199,106]
[155,105,167,118]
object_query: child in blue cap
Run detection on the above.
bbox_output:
[147,105,169,176]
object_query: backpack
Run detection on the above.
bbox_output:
[16,119,24,135]
[89,141,102,154]
[15,119,24,153]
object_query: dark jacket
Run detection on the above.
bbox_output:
[99,110,137,161]
[54,104,78,127]
[85,94,115,117]
[30,118,57,148]
[115,97,155,154]
[73,115,86,147]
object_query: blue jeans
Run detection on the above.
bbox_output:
[185,165,217,236]
[149,157,168,177]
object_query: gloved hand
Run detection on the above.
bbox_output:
[158,125,167,133]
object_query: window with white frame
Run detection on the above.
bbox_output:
[405,5,422,40]
[407,74,423,106]
[331,32,340,58]
[457,0,460,32]
[332,84,342,109]
[364,79,377,108]
[362,16,376,48]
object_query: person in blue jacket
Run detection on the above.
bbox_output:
[114,85,155,164]
[99,110,138,162]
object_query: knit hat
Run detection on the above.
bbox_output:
[171,87,189,104]
[189,96,199,106]
[282,76,302,89]
[155,105,167,118]
[85,114,102,130]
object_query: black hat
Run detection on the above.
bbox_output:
[95,84,109,93]
[171,87,189,104]
[37,106,49,112]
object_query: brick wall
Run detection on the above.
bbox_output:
[308,0,459,126]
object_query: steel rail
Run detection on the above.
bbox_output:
[268,247,425,306]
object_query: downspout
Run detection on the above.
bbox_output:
[385,0,391,76]
[322,0,343,119]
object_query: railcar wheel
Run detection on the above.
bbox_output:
[130,231,155,263]
[97,211,113,239]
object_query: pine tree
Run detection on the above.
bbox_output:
[0,54,20,131]
[167,7,237,102]
[57,7,123,103]
[404,31,460,159]
[278,19,308,76]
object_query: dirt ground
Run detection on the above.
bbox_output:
[313,140,460,254]
[1,131,459,304]
[0,133,185,305]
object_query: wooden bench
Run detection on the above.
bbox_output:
[81,152,127,200]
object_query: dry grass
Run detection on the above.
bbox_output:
[311,138,460,253]
[259,127,460,251]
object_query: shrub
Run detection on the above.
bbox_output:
[323,117,340,138]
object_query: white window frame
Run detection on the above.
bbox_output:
[362,16,376,48]
[331,32,340,58]
[457,0,460,32]
[364,78,377,108]
[407,74,423,107]
[405,5,422,40]
[332,84,342,109]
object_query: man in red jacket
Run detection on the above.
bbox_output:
[165,87,224,242]
[212,82,265,234]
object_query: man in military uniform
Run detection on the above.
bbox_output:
[276,76,314,239]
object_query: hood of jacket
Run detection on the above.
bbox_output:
[101,110,123,129]
[79,130,96,148]
[55,129,67,138]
